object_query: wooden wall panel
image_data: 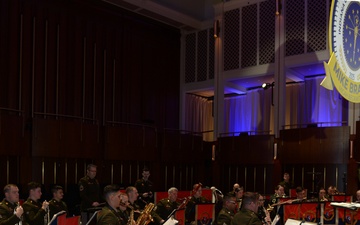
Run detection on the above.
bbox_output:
[59,120,82,158]
[279,127,350,164]
[218,135,274,164]
[0,114,24,156]
[32,118,60,157]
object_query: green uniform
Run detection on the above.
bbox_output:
[155,198,179,220]
[185,196,209,223]
[22,199,46,225]
[78,175,101,211]
[0,200,23,225]
[231,208,262,225]
[48,199,68,220]
[134,179,153,209]
[214,207,234,225]
[97,205,124,225]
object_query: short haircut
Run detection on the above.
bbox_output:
[103,184,120,200]
[296,186,304,193]
[4,184,17,194]
[51,185,63,194]
[235,186,244,193]
[27,182,41,192]
[87,164,97,170]
[223,194,235,202]
[168,187,178,194]
[142,167,149,172]
[275,184,284,190]
[125,186,136,195]
[242,192,257,205]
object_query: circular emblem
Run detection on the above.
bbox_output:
[328,0,360,102]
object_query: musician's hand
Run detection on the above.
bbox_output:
[142,192,149,198]
[42,200,49,210]
[92,202,100,207]
[15,206,23,218]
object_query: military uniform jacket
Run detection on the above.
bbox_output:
[185,196,209,223]
[48,199,68,220]
[230,208,262,225]
[78,175,101,211]
[118,209,130,225]
[134,179,153,208]
[97,205,124,225]
[22,199,46,225]
[214,207,234,225]
[0,199,23,225]
[155,198,179,220]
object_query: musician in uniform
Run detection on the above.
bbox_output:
[126,186,163,225]
[269,185,284,220]
[97,185,123,225]
[257,194,271,225]
[134,167,153,209]
[48,185,68,219]
[214,194,236,225]
[278,173,294,197]
[22,182,49,225]
[0,184,24,225]
[231,192,262,225]
[119,193,132,225]
[78,164,101,225]
[185,183,209,225]
[155,187,179,221]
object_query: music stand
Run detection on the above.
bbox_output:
[47,210,66,225]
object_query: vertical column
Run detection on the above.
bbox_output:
[213,8,224,139]
[179,31,187,130]
[274,0,286,138]
[348,103,360,134]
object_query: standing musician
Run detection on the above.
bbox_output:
[48,185,68,219]
[97,185,123,225]
[0,184,24,225]
[78,164,101,225]
[185,183,210,225]
[155,187,180,221]
[134,167,154,209]
[22,182,49,225]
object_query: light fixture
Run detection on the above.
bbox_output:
[276,0,282,16]
[262,83,271,90]
[262,82,275,106]
[214,20,220,38]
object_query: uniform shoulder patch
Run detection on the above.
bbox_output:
[79,185,84,191]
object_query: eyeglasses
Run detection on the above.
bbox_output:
[258,199,265,202]
[228,200,236,204]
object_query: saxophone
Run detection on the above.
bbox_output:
[127,208,134,225]
[136,203,154,225]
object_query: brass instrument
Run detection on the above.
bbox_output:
[266,198,306,212]
[128,207,134,225]
[136,203,155,225]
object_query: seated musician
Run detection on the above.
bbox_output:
[214,194,236,225]
[97,184,122,225]
[0,184,24,225]
[312,187,328,202]
[185,183,210,225]
[269,185,285,220]
[126,186,163,225]
[155,187,180,221]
